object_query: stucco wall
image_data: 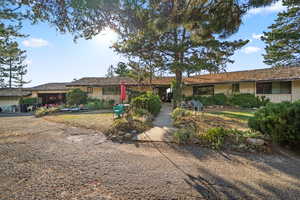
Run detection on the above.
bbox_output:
[292,80,300,102]
[240,82,256,94]
[29,90,67,98]
[256,94,292,103]
[0,97,20,107]
[214,84,232,95]
[182,86,193,96]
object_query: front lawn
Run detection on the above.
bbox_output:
[44,113,114,133]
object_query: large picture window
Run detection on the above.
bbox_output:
[256,81,291,94]
[193,85,214,95]
[102,86,120,95]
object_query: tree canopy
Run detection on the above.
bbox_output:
[262,0,300,67]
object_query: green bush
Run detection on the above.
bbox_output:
[133,108,150,117]
[131,92,161,116]
[173,128,192,144]
[86,101,103,110]
[248,101,300,147]
[213,93,228,105]
[35,107,59,117]
[66,89,87,106]
[200,127,228,149]
[228,93,269,108]
[20,97,38,105]
[185,93,269,108]
[171,108,193,121]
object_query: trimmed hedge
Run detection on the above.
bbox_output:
[185,93,269,108]
[248,101,300,147]
[131,92,161,116]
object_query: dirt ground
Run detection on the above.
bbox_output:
[1,115,300,200]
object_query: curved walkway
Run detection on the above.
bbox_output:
[135,103,176,142]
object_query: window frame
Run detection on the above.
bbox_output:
[256,81,291,94]
[87,87,93,94]
[102,86,120,95]
[193,85,214,96]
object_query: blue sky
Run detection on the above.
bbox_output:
[19,1,285,87]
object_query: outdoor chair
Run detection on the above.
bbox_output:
[113,104,125,119]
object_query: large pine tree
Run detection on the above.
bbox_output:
[262,1,300,67]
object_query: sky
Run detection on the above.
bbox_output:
[18,1,286,87]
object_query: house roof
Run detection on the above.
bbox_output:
[67,76,174,87]
[29,82,69,91]
[184,66,300,85]
[0,88,31,97]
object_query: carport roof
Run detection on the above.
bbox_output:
[0,88,31,97]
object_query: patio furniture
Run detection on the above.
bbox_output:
[190,100,203,111]
[113,104,125,118]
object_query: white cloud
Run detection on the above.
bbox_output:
[92,28,119,45]
[248,1,285,15]
[252,33,263,40]
[22,38,49,48]
[242,46,262,54]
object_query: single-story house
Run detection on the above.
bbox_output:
[1,66,299,110]
[0,88,31,111]
[66,66,300,103]
[28,82,69,105]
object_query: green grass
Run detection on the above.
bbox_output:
[207,110,255,121]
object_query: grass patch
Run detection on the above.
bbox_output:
[207,110,254,121]
[44,113,114,133]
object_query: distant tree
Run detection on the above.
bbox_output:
[262,1,300,67]
[114,62,130,77]
[66,88,87,106]
[106,65,115,77]
[0,40,29,88]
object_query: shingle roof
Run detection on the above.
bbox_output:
[0,88,31,97]
[67,77,174,86]
[185,66,300,85]
[29,82,69,91]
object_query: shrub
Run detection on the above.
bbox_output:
[200,127,228,149]
[171,108,193,121]
[133,108,150,117]
[131,92,161,116]
[20,97,38,105]
[66,89,87,106]
[213,93,228,105]
[173,128,192,144]
[86,101,103,110]
[248,101,300,147]
[228,93,269,108]
[35,107,59,117]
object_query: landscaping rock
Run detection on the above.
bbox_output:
[131,130,137,134]
[124,133,133,140]
[246,138,265,146]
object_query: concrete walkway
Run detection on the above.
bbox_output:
[134,103,176,142]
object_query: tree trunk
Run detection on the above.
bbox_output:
[173,69,182,108]
[9,58,12,88]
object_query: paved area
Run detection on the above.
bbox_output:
[1,115,300,199]
[135,103,176,142]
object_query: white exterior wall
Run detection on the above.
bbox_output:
[214,84,232,95]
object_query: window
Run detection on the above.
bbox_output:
[256,82,272,94]
[103,86,120,95]
[256,81,291,94]
[87,87,93,94]
[232,83,240,93]
[193,85,214,95]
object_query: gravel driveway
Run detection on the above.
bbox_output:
[0,115,300,200]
